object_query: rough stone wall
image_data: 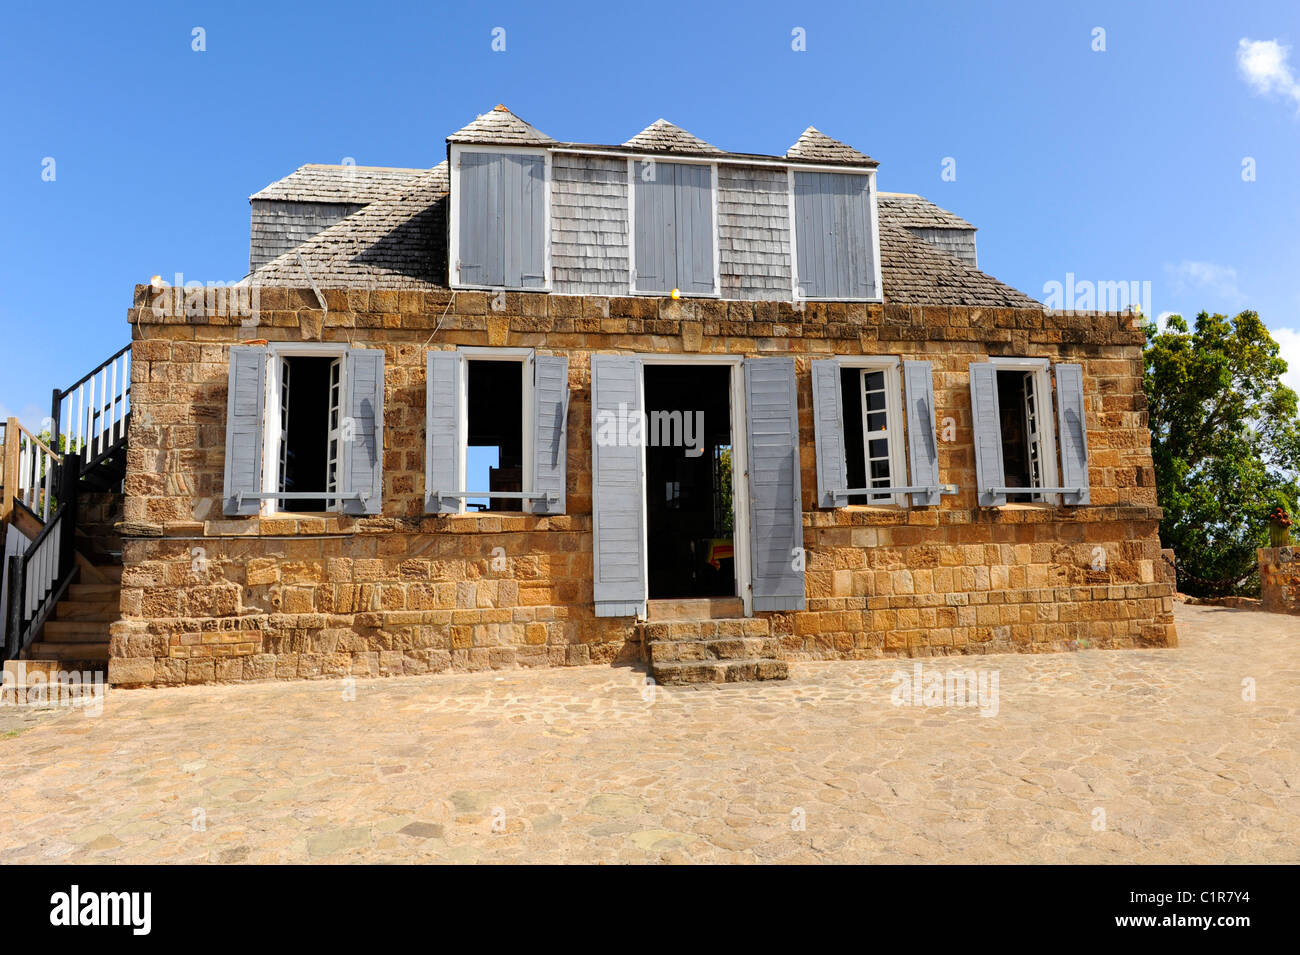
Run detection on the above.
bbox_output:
[1259,547,1300,613]
[108,288,1176,686]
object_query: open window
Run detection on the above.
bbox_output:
[810,357,941,509]
[425,349,569,515]
[222,345,384,516]
[969,359,1090,507]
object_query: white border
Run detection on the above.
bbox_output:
[448,144,553,293]
[626,158,722,299]
[636,353,752,617]
[985,357,1060,505]
[451,346,536,515]
[260,342,349,517]
[836,356,907,508]
[787,166,884,304]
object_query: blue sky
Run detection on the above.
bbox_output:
[3,0,1299,426]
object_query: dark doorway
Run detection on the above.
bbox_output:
[466,359,524,512]
[280,356,335,512]
[996,369,1044,503]
[645,364,735,599]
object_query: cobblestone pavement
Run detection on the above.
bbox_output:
[0,603,1296,864]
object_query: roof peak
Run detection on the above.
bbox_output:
[623,119,723,155]
[448,105,555,146]
[786,126,874,165]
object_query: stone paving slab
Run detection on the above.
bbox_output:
[0,603,1296,864]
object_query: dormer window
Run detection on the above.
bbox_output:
[629,159,718,296]
[790,170,880,301]
[449,146,550,290]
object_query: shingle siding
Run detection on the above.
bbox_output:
[551,154,629,295]
[718,164,792,300]
[250,199,364,272]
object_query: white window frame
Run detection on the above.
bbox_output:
[836,356,907,508]
[987,357,1060,506]
[445,346,537,515]
[787,165,885,304]
[260,342,350,517]
[626,156,722,299]
[448,143,553,293]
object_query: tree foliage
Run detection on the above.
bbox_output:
[1143,310,1300,596]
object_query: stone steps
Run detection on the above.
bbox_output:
[638,615,788,685]
[21,566,119,672]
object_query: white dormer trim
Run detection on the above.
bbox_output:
[787,166,884,305]
[625,157,722,299]
[448,143,553,293]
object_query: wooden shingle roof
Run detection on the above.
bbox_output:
[622,119,723,155]
[785,127,876,166]
[446,105,556,146]
[246,161,1038,307]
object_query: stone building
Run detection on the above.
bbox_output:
[2,105,1177,687]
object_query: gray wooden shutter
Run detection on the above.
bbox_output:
[590,354,646,617]
[810,358,847,507]
[969,362,1006,507]
[425,351,463,514]
[1054,363,1090,505]
[222,344,267,516]
[903,360,940,506]
[745,358,806,611]
[531,354,569,515]
[457,151,503,287]
[503,153,546,289]
[674,162,715,295]
[633,160,676,293]
[793,171,876,299]
[340,348,384,515]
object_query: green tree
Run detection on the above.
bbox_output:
[1143,310,1300,596]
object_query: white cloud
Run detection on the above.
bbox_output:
[1237,38,1300,108]
[1164,260,1247,309]
[1270,327,1300,395]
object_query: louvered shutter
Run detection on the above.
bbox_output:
[903,360,940,506]
[590,355,646,617]
[425,351,464,514]
[745,357,806,611]
[340,348,384,515]
[1054,363,1090,505]
[810,358,848,507]
[531,354,569,515]
[969,362,1006,507]
[222,345,267,516]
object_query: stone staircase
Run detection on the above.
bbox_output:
[20,563,121,671]
[639,598,789,685]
